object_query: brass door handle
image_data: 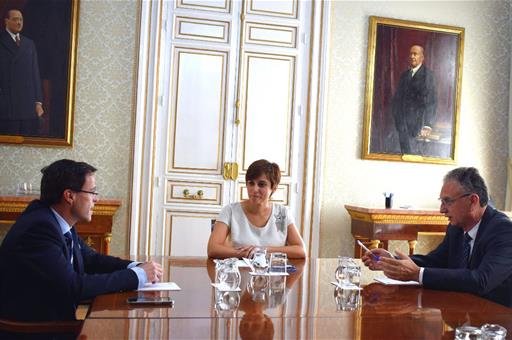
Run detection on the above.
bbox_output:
[183,189,204,200]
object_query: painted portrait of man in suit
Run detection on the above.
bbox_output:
[363,17,464,163]
[0,1,76,145]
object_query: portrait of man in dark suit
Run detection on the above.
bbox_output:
[0,8,44,136]
[363,17,464,163]
[0,1,77,145]
[392,45,437,155]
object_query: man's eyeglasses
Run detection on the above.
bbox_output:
[73,189,99,196]
[438,193,471,206]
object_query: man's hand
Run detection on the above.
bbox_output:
[139,261,164,283]
[35,102,44,117]
[361,248,393,271]
[378,250,420,282]
[419,126,432,137]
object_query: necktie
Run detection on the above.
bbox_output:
[64,231,73,264]
[463,233,472,267]
[15,34,20,47]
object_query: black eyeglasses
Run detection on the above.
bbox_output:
[438,193,471,206]
[73,189,99,196]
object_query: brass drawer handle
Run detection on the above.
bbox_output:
[183,189,204,200]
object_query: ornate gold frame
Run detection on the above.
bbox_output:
[0,0,79,147]
[362,16,464,164]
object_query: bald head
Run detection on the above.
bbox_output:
[409,45,424,68]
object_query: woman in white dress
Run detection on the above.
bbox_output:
[207,159,306,259]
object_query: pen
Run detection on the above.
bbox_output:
[357,240,380,261]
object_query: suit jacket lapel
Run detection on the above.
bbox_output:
[0,31,17,55]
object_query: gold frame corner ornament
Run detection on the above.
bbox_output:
[361,16,464,165]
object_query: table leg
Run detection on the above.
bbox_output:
[408,240,417,255]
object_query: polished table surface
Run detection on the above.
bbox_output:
[79,257,512,339]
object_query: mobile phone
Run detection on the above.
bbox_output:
[127,296,174,305]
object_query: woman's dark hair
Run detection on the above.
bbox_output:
[40,159,97,205]
[245,159,281,190]
[444,167,489,207]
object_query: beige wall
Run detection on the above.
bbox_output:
[0,0,138,255]
[320,1,511,257]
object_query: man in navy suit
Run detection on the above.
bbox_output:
[362,167,512,307]
[0,159,163,322]
[0,8,44,136]
[391,45,437,155]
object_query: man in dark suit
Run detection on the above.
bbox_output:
[0,8,44,136]
[391,45,437,155]
[362,167,512,307]
[0,159,163,322]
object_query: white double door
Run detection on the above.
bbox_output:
[133,0,317,256]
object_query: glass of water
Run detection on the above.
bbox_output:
[481,324,507,340]
[455,326,482,340]
[216,258,241,291]
[269,252,287,274]
[251,247,268,274]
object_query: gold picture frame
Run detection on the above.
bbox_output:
[362,16,464,164]
[0,0,79,147]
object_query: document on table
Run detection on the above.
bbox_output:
[138,282,181,291]
[374,276,421,286]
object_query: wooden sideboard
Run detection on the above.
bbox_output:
[345,204,449,258]
[0,195,121,255]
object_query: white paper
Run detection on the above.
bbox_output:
[137,282,181,291]
[374,276,420,286]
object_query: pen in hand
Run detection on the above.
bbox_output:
[357,240,380,261]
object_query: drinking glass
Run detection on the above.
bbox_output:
[251,247,268,274]
[481,324,507,340]
[334,256,350,284]
[455,326,482,340]
[346,259,361,287]
[269,252,287,274]
[216,258,241,290]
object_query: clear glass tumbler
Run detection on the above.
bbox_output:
[269,252,287,274]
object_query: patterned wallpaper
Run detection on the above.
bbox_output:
[0,0,138,255]
[320,1,511,257]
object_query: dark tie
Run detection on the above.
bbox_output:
[15,34,20,47]
[463,233,472,267]
[409,69,414,79]
[64,231,73,263]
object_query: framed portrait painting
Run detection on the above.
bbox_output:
[361,16,464,164]
[0,0,79,146]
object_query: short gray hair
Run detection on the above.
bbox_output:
[444,167,488,207]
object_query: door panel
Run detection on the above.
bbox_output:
[165,211,217,256]
[168,48,227,173]
[239,53,295,176]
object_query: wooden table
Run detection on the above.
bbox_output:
[78,257,512,339]
[0,195,121,255]
[345,205,449,257]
